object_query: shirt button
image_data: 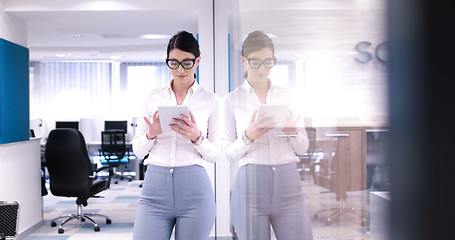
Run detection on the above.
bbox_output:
[170,168,174,173]
[272,166,276,171]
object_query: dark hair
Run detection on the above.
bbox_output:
[242,30,274,57]
[242,31,275,78]
[167,31,200,58]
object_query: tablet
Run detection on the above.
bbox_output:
[257,104,289,128]
[158,106,189,132]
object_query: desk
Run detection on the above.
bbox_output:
[305,126,388,191]
[86,141,132,153]
[0,139,43,238]
[86,142,139,180]
[306,126,388,226]
[40,141,139,180]
[306,126,367,191]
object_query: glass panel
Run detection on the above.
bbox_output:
[224,0,389,239]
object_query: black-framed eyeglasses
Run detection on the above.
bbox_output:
[246,57,276,69]
[166,58,196,69]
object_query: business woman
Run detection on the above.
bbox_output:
[223,30,314,240]
[132,31,220,240]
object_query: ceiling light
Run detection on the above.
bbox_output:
[71,34,83,38]
[140,34,169,40]
[110,55,123,60]
[55,53,66,58]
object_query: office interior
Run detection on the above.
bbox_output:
[1,0,453,239]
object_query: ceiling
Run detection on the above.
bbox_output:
[4,1,199,62]
[4,0,386,63]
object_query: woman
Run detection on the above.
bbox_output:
[224,31,313,240]
[132,31,220,240]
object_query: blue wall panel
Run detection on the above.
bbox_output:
[0,38,30,144]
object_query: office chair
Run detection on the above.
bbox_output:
[40,144,48,196]
[297,127,317,180]
[99,130,133,184]
[138,154,149,188]
[45,128,112,234]
[311,137,367,226]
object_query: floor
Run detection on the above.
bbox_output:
[22,174,370,240]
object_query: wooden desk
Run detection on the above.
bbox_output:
[306,126,385,192]
[306,126,376,226]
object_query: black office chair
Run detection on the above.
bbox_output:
[40,144,48,196]
[138,154,149,188]
[99,130,133,184]
[45,128,112,234]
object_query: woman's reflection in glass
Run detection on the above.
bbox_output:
[223,30,313,240]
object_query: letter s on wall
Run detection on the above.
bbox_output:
[355,41,373,63]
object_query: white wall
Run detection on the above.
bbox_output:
[0,0,26,45]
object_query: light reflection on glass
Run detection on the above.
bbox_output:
[227,0,389,239]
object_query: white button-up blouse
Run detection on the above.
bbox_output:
[132,80,221,167]
[223,80,309,167]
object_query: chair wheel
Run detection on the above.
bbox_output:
[325,219,332,226]
[94,226,100,232]
[106,218,112,224]
[51,221,57,227]
[81,218,86,222]
[114,181,118,184]
[128,179,132,182]
[58,228,64,234]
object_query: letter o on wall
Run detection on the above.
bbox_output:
[375,41,388,63]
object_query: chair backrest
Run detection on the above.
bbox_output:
[45,128,93,197]
[101,130,126,164]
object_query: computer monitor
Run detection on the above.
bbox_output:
[104,120,127,133]
[55,121,79,130]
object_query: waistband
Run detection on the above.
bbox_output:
[241,162,298,172]
[146,164,204,174]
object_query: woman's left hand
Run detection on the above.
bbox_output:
[282,110,301,135]
[170,110,201,142]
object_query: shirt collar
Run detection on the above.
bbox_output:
[189,80,199,94]
[241,79,273,94]
[168,79,200,94]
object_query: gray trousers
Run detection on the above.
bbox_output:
[133,164,215,240]
[231,163,314,240]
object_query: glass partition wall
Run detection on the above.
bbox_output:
[28,0,390,238]
[223,0,389,239]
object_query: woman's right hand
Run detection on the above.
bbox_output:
[144,110,163,140]
[244,110,275,141]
